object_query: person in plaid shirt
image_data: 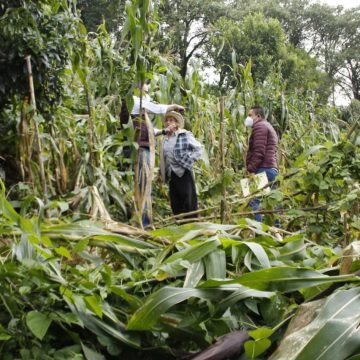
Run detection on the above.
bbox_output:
[160,111,203,216]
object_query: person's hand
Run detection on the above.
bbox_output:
[169,104,185,112]
[164,123,178,136]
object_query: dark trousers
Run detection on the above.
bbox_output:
[169,169,198,216]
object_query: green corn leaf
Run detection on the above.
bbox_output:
[215,286,275,316]
[69,295,140,348]
[278,239,307,260]
[243,241,271,269]
[92,234,157,249]
[127,287,223,330]
[42,221,110,239]
[0,180,21,223]
[183,261,205,288]
[269,287,360,360]
[150,223,238,243]
[110,286,143,311]
[201,267,360,292]
[204,249,226,279]
[163,237,220,265]
[346,355,360,360]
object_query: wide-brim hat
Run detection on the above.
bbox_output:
[164,111,184,128]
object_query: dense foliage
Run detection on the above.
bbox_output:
[0,0,359,359]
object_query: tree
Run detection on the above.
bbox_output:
[281,46,332,101]
[305,4,360,102]
[208,14,287,86]
[0,0,85,192]
[157,0,227,78]
[0,0,84,113]
[77,0,126,34]
[306,4,347,77]
[337,8,360,100]
[224,0,312,48]
[230,1,360,103]
[228,1,360,103]
[263,0,311,47]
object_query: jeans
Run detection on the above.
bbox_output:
[250,167,279,225]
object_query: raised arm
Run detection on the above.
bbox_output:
[132,96,184,115]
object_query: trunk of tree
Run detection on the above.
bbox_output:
[181,59,188,79]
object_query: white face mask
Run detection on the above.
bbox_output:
[244,116,254,128]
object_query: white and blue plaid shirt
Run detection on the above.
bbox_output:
[161,130,203,181]
[173,131,202,170]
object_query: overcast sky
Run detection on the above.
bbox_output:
[320,0,360,8]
